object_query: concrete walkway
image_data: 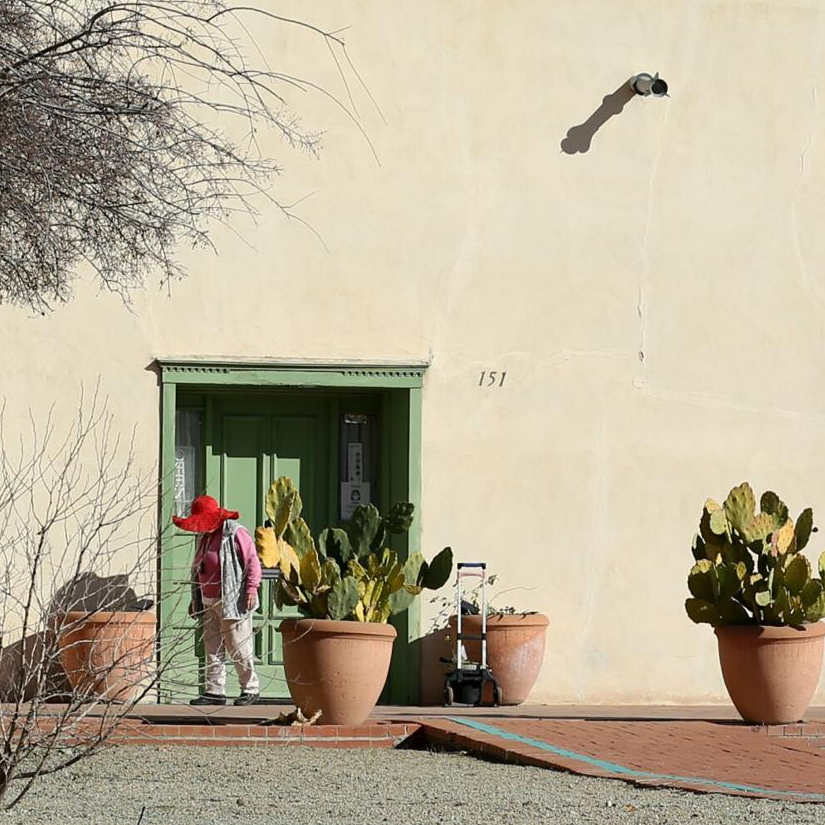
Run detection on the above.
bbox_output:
[78,701,792,723]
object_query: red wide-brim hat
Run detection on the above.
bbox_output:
[172,495,239,533]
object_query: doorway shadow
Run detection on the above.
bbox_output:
[560,81,637,154]
[410,625,453,706]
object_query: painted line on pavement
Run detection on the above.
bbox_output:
[449,717,825,802]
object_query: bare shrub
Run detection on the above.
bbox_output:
[0,386,185,809]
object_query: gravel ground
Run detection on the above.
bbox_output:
[1,745,823,825]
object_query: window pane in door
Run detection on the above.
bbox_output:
[174,409,203,517]
[339,411,378,520]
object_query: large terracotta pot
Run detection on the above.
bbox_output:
[715,622,825,724]
[58,611,156,702]
[448,613,549,705]
[279,618,396,725]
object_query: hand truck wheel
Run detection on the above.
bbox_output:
[444,685,454,706]
[493,685,503,707]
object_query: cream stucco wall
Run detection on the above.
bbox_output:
[3,0,825,704]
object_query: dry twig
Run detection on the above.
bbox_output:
[0,384,190,809]
[0,1,372,311]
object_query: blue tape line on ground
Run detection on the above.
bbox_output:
[448,717,825,801]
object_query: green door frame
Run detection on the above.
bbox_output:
[157,359,427,704]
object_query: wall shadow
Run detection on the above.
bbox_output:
[410,625,453,706]
[0,573,142,702]
[560,81,637,155]
[0,631,71,702]
[50,572,138,615]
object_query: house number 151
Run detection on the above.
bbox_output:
[479,371,507,387]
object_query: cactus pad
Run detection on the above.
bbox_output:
[284,517,315,558]
[264,476,303,535]
[384,502,415,534]
[254,526,280,568]
[724,482,756,534]
[318,527,352,564]
[795,508,814,552]
[328,577,360,621]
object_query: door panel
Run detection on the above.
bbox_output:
[222,415,265,523]
[215,397,332,699]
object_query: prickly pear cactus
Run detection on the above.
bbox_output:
[686,482,825,627]
[265,493,452,622]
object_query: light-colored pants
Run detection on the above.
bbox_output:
[201,597,260,695]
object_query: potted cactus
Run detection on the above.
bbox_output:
[686,482,825,724]
[255,477,452,725]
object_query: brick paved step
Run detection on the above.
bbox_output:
[52,719,421,749]
[416,717,825,801]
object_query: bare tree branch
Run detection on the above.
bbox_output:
[0,1,372,312]
[0,385,193,809]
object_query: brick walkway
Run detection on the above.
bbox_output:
[417,717,825,802]
[10,704,825,801]
[107,720,418,748]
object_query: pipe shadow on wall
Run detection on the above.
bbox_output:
[560,81,637,155]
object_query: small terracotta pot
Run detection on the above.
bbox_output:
[58,611,156,702]
[279,618,396,725]
[714,622,825,724]
[448,613,549,705]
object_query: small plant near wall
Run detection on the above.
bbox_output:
[685,482,825,724]
[429,573,536,627]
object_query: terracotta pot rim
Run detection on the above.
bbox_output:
[714,621,825,640]
[62,610,155,624]
[279,617,398,639]
[449,612,549,627]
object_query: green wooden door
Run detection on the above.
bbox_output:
[212,395,333,699]
[160,386,418,704]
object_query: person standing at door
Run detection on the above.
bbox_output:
[173,495,262,706]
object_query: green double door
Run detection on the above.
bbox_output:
[167,390,388,701]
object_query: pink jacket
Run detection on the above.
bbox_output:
[195,525,262,599]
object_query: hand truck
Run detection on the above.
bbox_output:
[443,562,502,706]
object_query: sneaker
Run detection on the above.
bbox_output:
[233,692,259,706]
[189,693,227,706]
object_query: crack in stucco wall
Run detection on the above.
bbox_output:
[545,348,636,369]
[637,382,825,423]
[636,73,674,374]
[634,0,701,393]
[576,383,608,702]
[790,6,824,313]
